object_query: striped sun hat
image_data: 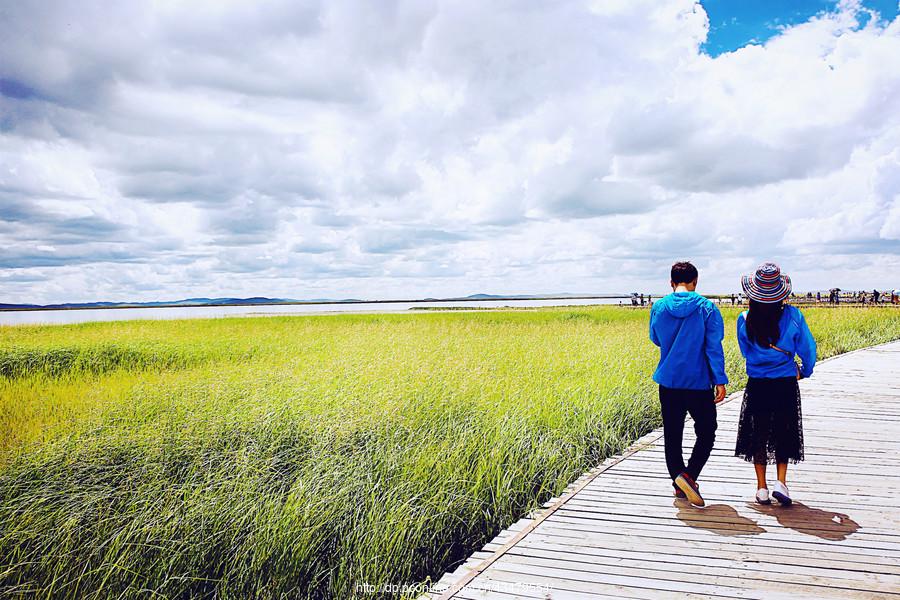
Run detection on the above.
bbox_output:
[741,262,792,303]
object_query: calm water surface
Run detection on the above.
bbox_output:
[0,297,633,326]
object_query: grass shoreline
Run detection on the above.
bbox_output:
[1,306,899,598]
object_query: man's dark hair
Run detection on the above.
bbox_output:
[670,261,698,284]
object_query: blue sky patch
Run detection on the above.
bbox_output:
[701,0,899,56]
[0,78,40,100]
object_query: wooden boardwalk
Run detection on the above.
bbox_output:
[428,341,900,599]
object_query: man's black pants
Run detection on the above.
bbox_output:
[659,385,717,482]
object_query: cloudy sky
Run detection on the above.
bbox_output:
[2,0,899,304]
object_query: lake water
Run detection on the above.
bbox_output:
[0,297,635,326]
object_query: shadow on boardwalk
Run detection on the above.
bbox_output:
[675,500,765,536]
[673,498,861,541]
[749,502,861,541]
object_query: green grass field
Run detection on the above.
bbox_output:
[1,306,899,599]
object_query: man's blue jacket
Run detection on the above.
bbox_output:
[649,292,728,390]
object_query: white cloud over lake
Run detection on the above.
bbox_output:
[1,0,899,303]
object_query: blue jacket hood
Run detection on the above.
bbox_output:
[656,291,707,318]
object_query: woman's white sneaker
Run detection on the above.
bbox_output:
[755,488,771,505]
[772,481,792,506]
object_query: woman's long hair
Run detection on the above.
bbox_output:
[746,299,784,348]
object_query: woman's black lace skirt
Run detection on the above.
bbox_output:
[735,376,804,464]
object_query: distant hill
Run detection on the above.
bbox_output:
[450,293,619,301]
[0,297,302,310]
[457,293,528,300]
[0,292,620,311]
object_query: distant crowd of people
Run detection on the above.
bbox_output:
[624,288,899,307]
[629,293,651,306]
[815,288,899,305]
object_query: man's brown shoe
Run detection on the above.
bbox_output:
[674,472,704,507]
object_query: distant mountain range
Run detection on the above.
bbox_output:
[0,297,301,311]
[0,292,614,311]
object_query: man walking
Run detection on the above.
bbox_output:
[649,261,728,507]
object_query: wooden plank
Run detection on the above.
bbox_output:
[493,553,899,598]
[562,493,900,529]
[487,535,900,577]
[561,496,900,531]
[469,566,762,600]
[543,514,900,553]
[591,475,900,505]
[614,454,900,479]
[604,463,900,487]
[552,506,899,547]
[573,488,900,518]
[491,525,900,571]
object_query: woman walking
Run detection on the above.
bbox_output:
[735,263,817,506]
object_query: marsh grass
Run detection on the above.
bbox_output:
[0,306,898,598]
